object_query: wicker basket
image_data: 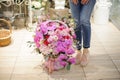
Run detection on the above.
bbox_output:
[0,19,12,46]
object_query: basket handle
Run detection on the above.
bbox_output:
[0,19,12,33]
[44,20,68,28]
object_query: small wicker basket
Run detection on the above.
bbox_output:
[0,19,12,46]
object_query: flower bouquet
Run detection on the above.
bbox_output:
[34,20,76,73]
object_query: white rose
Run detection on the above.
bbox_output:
[41,2,46,6]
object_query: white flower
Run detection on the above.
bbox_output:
[53,35,58,41]
[41,2,46,6]
[32,1,41,9]
[49,49,53,53]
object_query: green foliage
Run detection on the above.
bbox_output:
[66,63,71,70]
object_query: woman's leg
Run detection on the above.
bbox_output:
[80,0,96,49]
[69,0,82,50]
[79,0,96,66]
[69,0,82,64]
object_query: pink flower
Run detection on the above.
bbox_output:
[72,34,76,39]
[36,31,43,39]
[40,23,48,34]
[58,25,65,31]
[34,31,43,48]
[34,36,40,48]
[47,35,58,43]
[69,28,76,39]
[39,45,51,55]
[47,22,56,31]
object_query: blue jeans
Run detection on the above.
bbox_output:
[69,0,96,50]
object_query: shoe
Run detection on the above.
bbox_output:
[75,50,82,65]
[80,49,90,67]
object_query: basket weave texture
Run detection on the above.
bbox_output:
[0,19,12,46]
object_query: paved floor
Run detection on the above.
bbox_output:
[0,22,120,80]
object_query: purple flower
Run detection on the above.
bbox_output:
[58,54,68,61]
[68,57,76,64]
[55,41,66,53]
[57,54,68,67]
[60,61,67,67]
[63,39,72,47]
[65,47,75,55]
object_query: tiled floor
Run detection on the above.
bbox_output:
[0,22,120,80]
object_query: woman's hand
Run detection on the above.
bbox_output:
[71,0,78,5]
[71,0,89,5]
[81,0,89,5]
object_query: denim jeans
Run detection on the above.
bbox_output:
[69,0,96,50]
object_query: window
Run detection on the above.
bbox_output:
[110,0,120,30]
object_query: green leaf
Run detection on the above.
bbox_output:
[66,64,71,70]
